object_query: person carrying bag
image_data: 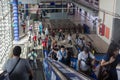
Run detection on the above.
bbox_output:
[9,58,21,79]
[3,46,33,80]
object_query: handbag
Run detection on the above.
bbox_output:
[0,58,20,80]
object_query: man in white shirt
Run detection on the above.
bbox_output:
[78,47,95,75]
[41,32,46,40]
[45,28,49,36]
[76,38,83,48]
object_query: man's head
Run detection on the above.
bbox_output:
[13,46,21,56]
[83,47,89,53]
[32,49,35,52]
[61,45,65,52]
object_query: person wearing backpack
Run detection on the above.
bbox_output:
[78,47,95,75]
[3,46,33,80]
[28,49,38,69]
[57,45,67,64]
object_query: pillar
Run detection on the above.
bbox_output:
[12,0,19,41]
[25,4,29,17]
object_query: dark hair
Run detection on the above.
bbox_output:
[49,37,51,39]
[61,45,65,48]
[107,42,119,57]
[87,41,92,48]
[13,46,21,56]
[83,47,89,53]
[32,49,35,52]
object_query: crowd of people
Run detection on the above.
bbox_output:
[2,21,120,80]
[46,29,120,80]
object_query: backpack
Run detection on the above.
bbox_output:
[0,71,9,80]
[85,53,92,66]
[81,53,92,67]
[31,53,35,59]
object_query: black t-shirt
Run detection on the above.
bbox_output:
[103,54,120,69]
[103,54,120,80]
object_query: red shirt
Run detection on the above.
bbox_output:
[33,35,37,41]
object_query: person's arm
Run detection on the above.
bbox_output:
[28,53,31,57]
[100,54,115,66]
[89,52,95,65]
[78,53,81,71]
[78,60,81,71]
[53,49,58,54]
[34,52,37,58]
[101,56,115,66]
[25,60,34,78]
[57,51,62,61]
[57,51,59,60]
[101,59,110,66]
[48,50,52,57]
[63,50,67,59]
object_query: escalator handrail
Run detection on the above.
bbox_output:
[47,58,94,80]
[46,58,68,80]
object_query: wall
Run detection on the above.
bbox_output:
[111,0,120,46]
[115,0,120,15]
[98,0,116,44]
[112,18,120,45]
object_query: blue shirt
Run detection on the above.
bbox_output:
[57,50,67,61]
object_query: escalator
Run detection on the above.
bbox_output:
[0,49,45,80]
[31,49,45,80]
[43,57,94,80]
[0,47,95,80]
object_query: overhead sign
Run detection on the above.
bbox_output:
[18,0,38,4]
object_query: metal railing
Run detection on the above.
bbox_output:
[46,58,94,80]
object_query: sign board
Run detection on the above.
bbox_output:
[18,0,38,4]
